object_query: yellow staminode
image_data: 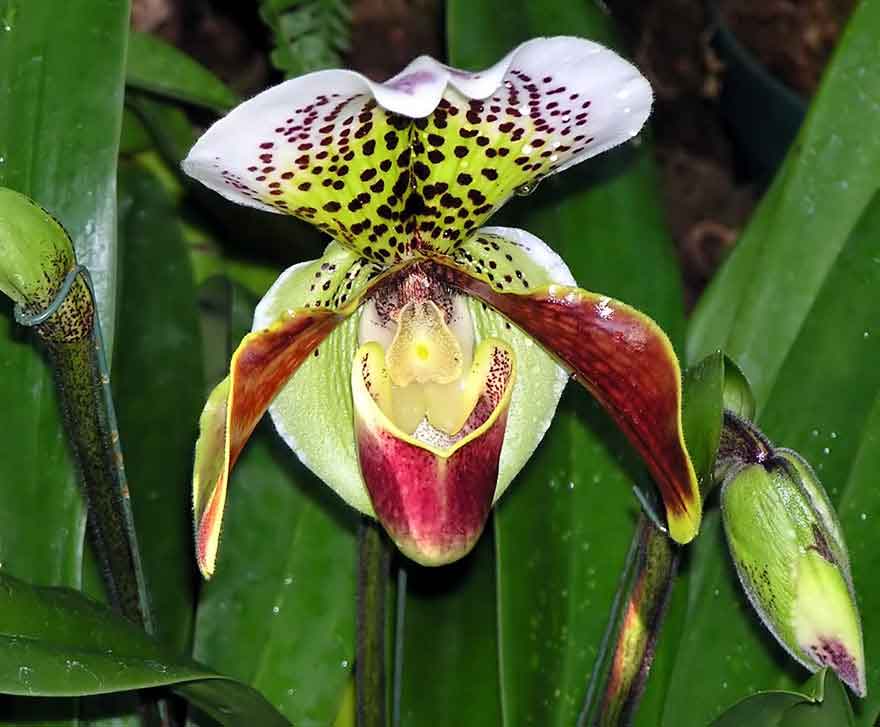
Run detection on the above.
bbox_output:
[360,298,495,437]
[386,300,464,386]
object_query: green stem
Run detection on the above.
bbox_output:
[579,513,678,727]
[47,335,152,629]
[357,517,389,727]
[29,268,153,631]
[28,267,164,725]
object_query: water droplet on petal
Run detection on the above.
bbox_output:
[514,179,539,196]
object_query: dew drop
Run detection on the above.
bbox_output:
[514,179,540,196]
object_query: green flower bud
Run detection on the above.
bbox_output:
[721,450,865,696]
[0,187,75,310]
[0,187,92,343]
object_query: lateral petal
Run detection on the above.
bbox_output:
[430,229,700,543]
[193,307,342,577]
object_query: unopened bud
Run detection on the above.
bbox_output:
[721,449,865,696]
[0,188,75,309]
[0,188,92,342]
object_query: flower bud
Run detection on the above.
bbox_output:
[0,187,75,310]
[0,187,92,343]
[721,449,865,696]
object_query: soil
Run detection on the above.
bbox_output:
[132,0,855,306]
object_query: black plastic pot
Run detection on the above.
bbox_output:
[708,1,808,184]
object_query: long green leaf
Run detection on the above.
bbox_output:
[113,161,203,652]
[126,32,239,114]
[396,531,501,725]
[0,571,288,726]
[0,0,128,590]
[447,5,687,726]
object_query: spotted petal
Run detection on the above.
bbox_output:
[183,37,651,262]
[192,307,344,577]
[430,227,701,544]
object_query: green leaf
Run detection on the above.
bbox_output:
[447,4,686,727]
[0,0,128,588]
[259,0,351,78]
[682,352,724,491]
[193,282,358,727]
[710,669,825,727]
[0,570,288,726]
[780,672,855,727]
[126,31,239,113]
[710,670,856,727]
[112,161,203,652]
[396,532,501,725]
[721,355,756,422]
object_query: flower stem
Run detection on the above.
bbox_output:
[357,517,390,727]
[32,268,153,631]
[579,513,678,727]
[24,267,165,725]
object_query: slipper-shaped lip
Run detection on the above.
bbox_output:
[352,338,515,565]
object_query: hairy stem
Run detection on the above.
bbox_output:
[580,513,678,727]
[46,333,152,629]
[357,517,389,727]
[31,269,154,631]
[30,268,163,725]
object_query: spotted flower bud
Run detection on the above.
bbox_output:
[0,187,75,312]
[0,188,92,343]
[721,442,865,696]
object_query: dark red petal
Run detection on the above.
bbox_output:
[430,259,701,543]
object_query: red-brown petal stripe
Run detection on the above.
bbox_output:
[194,309,342,577]
[430,259,701,543]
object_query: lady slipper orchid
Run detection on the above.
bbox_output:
[184,36,701,576]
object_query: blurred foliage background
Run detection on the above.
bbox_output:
[0,0,877,725]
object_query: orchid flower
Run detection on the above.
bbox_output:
[184,36,701,576]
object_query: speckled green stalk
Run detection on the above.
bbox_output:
[37,276,153,632]
[356,517,389,727]
[580,514,677,727]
